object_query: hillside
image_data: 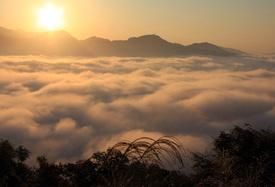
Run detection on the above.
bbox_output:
[0,27,239,57]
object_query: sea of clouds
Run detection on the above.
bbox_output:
[0,55,275,162]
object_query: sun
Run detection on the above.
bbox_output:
[37,3,64,31]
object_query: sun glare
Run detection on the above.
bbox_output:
[37,3,64,31]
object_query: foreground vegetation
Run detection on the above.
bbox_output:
[1,125,275,187]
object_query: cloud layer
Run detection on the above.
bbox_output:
[0,55,274,161]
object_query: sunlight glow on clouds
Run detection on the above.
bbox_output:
[0,56,274,161]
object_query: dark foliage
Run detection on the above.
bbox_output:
[0,139,32,186]
[0,125,274,187]
[192,125,275,187]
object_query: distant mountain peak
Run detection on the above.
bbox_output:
[0,26,9,31]
[190,42,214,46]
[39,30,74,38]
[0,26,240,57]
[129,34,163,40]
[85,36,111,43]
[128,34,167,43]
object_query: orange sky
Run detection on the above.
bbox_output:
[1,0,275,54]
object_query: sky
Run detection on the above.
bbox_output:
[0,0,275,53]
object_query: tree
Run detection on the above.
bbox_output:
[1,125,274,186]
[0,139,32,187]
[192,125,275,187]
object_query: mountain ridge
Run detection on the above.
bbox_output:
[0,26,240,57]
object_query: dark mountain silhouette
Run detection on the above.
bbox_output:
[0,26,240,57]
[0,27,87,56]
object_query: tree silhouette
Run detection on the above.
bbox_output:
[192,125,275,186]
[92,136,188,186]
[0,125,274,187]
[0,139,31,187]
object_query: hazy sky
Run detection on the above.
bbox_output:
[0,0,275,53]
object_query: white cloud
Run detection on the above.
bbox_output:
[0,55,274,161]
